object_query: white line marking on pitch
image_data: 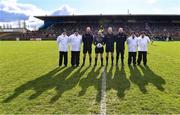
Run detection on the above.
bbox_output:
[100,67,106,115]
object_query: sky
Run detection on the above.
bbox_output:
[0,0,180,30]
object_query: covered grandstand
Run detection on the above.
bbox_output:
[1,14,180,40]
[36,14,180,25]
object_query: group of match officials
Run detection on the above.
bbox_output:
[57,27,150,67]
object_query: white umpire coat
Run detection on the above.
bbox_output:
[57,34,69,52]
[127,36,138,52]
[137,35,150,51]
[69,34,82,51]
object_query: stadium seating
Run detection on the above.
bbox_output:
[22,22,180,41]
[1,22,180,40]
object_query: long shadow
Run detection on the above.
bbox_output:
[29,67,75,100]
[129,65,148,93]
[3,66,74,103]
[78,66,103,103]
[129,65,166,93]
[106,66,130,98]
[106,66,114,93]
[50,66,91,103]
[139,65,166,91]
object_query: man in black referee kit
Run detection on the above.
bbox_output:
[104,27,115,66]
[115,27,127,66]
[82,27,93,66]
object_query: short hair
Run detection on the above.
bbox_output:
[108,27,113,30]
[86,27,91,30]
[119,27,123,31]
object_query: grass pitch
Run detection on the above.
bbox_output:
[0,41,180,114]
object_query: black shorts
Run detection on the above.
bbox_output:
[106,47,114,53]
[95,47,104,54]
[83,47,92,54]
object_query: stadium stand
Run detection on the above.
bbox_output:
[0,32,24,40]
[0,28,28,40]
[0,14,180,40]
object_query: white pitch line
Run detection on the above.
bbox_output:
[100,67,106,115]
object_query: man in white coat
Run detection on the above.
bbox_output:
[57,30,69,67]
[69,29,82,67]
[137,31,150,66]
[127,32,138,65]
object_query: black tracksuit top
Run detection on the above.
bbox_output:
[82,33,93,49]
[104,33,115,50]
[115,33,127,50]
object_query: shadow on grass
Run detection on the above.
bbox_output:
[78,66,103,102]
[106,66,130,98]
[50,66,90,103]
[3,65,103,104]
[140,65,166,91]
[3,66,80,103]
[3,64,166,103]
[129,65,148,93]
[129,65,166,93]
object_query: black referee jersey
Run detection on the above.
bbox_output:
[104,33,115,52]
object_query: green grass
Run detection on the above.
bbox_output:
[0,41,180,114]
